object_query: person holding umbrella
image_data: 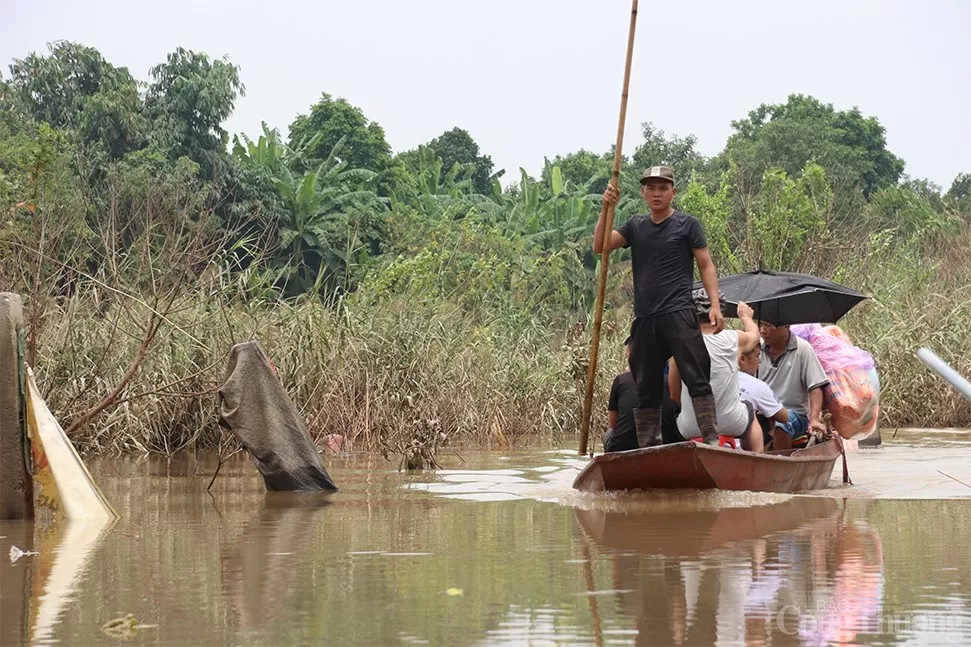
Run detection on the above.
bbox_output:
[596,165,724,446]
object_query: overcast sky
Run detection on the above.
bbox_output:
[3,0,969,189]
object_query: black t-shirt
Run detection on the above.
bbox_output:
[607,372,638,450]
[617,211,707,317]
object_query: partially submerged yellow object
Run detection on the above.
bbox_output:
[25,366,117,520]
[22,367,117,644]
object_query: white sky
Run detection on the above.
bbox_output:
[3,0,969,189]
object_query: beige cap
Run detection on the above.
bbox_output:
[640,165,675,184]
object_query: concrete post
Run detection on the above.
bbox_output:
[1,293,33,519]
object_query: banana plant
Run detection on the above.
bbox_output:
[392,145,488,221]
[484,160,603,253]
[231,122,288,174]
[268,136,384,295]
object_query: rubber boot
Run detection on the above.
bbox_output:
[634,408,662,448]
[693,394,720,445]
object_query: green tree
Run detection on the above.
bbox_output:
[424,127,497,195]
[287,93,392,178]
[901,177,944,213]
[477,162,603,309]
[946,173,971,202]
[0,121,100,298]
[5,41,144,159]
[369,211,579,317]
[391,145,483,220]
[629,122,708,185]
[542,149,612,195]
[507,162,602,252]
[722,94,904,197]
[232,122,290,177]
[741,162,830,272]
[224,122,290,235]
[865,183,954,239]
[676,174,739,274]
[145,47,244,176]
[545,125,710,204]
[945,173,971,218]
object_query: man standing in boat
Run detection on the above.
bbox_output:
[605,336,685,453]
[596,165,724,446]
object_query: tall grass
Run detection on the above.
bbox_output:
[838,229,971,428]
[25,228,971,461]
[29,283,634,458]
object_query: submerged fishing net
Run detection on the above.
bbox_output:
[218,341,338,491]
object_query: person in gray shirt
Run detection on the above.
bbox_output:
[758,322,829,449]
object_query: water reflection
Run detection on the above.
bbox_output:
[575,497,891,646]
[0,516,113,646]
[221,492,333,633]
[1,452,968,646]
[29,517,115,644]
[575,497,840,558]
[792,513,883,646]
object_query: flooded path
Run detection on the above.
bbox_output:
[1,429,969,646]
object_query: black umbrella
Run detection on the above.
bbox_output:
[693,269,868,326]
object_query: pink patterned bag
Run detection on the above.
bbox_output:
[791,324,880,438]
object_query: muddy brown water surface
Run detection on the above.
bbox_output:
[2,429,970,646]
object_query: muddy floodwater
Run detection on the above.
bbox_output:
[2,430,970,646]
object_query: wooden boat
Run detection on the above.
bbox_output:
[572,438,843,494]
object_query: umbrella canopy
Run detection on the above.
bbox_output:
[693,270,868,326]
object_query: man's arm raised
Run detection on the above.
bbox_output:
[692,247,724,332]
[594,184,628,253]
[735,301,760,353]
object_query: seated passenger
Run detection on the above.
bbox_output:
[669,294,764,452]
[758,321,830,449]
[604,337,638,452]
[738,345,789,446]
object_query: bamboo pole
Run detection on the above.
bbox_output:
[578,0,639,456]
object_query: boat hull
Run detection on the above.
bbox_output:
[572,440,840,494]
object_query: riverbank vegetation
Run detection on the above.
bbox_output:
[1,42,968,458]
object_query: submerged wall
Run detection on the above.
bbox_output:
[0,292,32,519]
